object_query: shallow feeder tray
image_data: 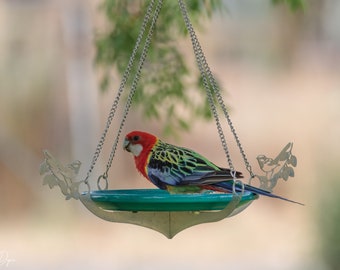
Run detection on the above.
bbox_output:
[89,189,258,212]
[78,189,258,238]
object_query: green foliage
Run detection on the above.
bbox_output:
[95,0,223,136]
[271,0,305,11]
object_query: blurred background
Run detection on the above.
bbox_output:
[1,0,340,269]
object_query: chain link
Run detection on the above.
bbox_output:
[178,0,254,177]
[84,0,160,184]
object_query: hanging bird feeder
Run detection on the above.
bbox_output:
[40,0,298,239]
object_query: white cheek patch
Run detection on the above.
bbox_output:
[129,144,143,157]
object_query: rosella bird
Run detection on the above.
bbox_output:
[123,130,303,205]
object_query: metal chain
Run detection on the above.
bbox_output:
[202,46,255,177]
[178,0,234,170]
[103,0,164,179]
[197,42,255,177]
[84,0,158,184]
[178,0,255,177]
[206,57,255,177]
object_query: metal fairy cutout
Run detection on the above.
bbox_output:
[251,143,297,192]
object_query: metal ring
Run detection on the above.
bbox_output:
[232,179,245,195]
[248,174,258,185]
[97,175,109,191]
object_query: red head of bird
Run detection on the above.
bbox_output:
[123,131,158,178]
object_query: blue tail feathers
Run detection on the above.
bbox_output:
[215,181,304,206]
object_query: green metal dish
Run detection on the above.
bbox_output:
[90,189,258,212]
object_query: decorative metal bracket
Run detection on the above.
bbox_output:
[40,150,84,200]
[251,142,297,192]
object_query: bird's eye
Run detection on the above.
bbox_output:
[132,135,140,141]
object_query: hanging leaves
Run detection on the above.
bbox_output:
[95,0,223,136]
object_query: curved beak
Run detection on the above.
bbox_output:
[123,138,131,152]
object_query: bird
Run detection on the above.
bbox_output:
[123,130,303,205]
